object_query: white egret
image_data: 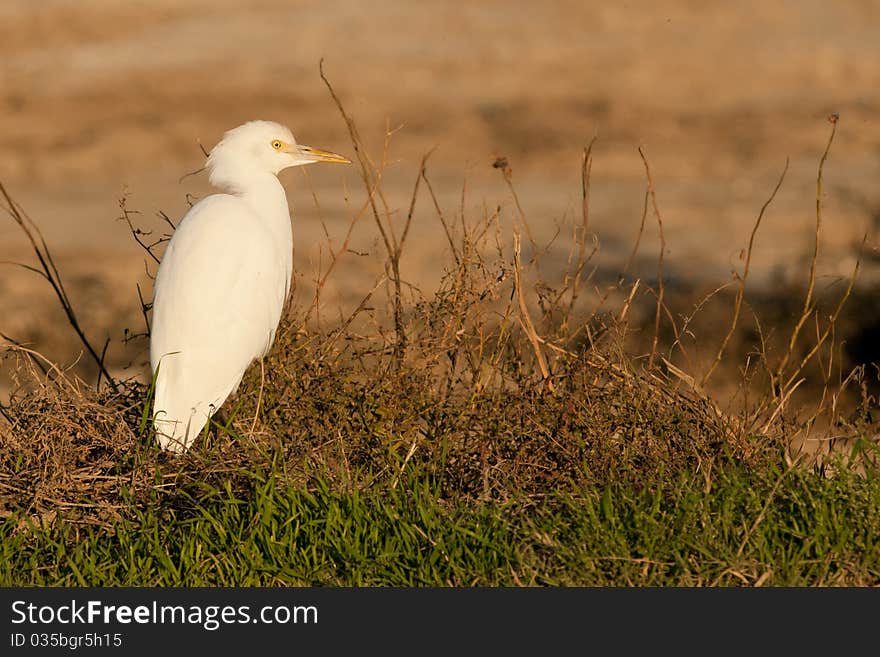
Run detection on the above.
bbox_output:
[150,120,349,453]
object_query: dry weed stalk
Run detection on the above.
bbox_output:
[320,59,410,364]
[637,147,667,369]
[701,158,790,387]
[0,182,117,392]
[513,233,554,391]
[772,115,839,389]
[556,137,598,335]
[757,114,863,442]
[494,157,537,257]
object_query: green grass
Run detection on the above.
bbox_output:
[3,459,878,586]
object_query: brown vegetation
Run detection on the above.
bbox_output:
[2,96,877,533]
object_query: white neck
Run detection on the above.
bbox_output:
[221,171,294,297]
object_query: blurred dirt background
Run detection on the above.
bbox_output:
[1,0,879,397]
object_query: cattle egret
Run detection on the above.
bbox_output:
[150,120,349,453]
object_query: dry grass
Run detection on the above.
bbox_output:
[1,91,879,586]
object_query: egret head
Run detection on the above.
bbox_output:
[207,120,349,192]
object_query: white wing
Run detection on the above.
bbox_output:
[149,194,288,452]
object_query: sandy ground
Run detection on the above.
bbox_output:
[1,0,879,391]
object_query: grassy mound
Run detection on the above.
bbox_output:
[2,112,879,586]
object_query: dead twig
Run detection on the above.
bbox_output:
[702,158,789,387]
[0,181,118,392]
[320,59,408,364]
[637,147,666,370]
[774,114,839,392]
[513,233,554,391]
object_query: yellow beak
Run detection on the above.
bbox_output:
[293,144,351,164]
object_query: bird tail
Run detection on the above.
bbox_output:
[151,355,212,454]
[153,408,202,454]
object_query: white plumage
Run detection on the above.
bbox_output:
[150,120,348,453]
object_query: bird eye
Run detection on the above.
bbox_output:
[271,140,283,150]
